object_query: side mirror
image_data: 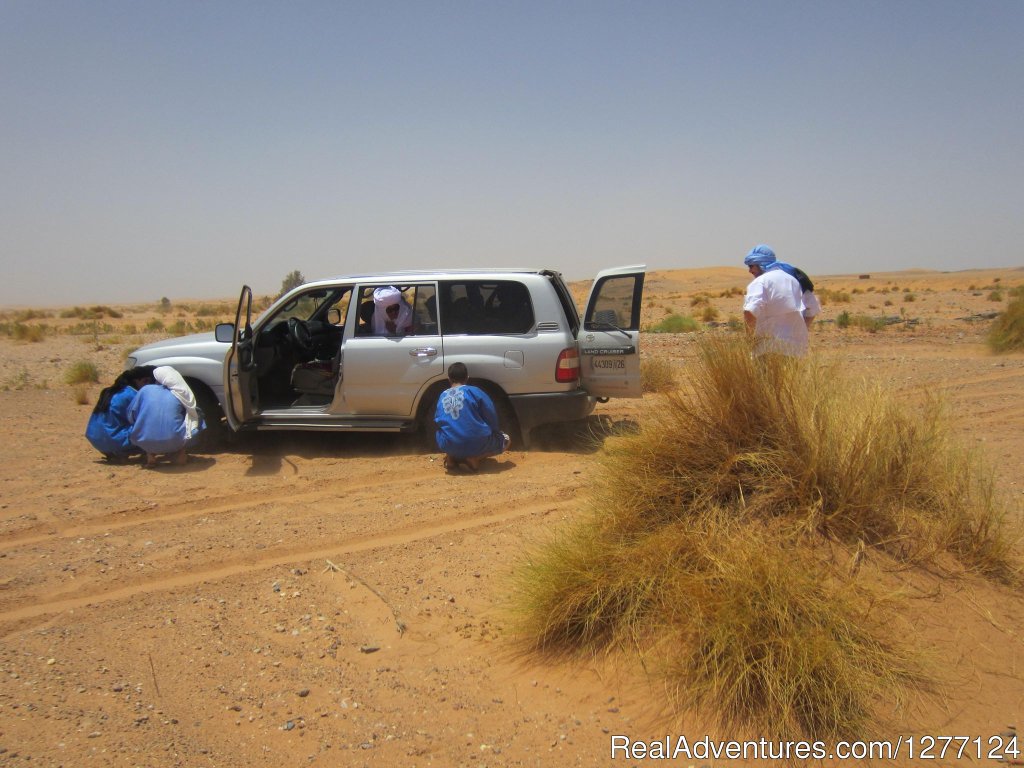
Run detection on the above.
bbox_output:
[215,323,235,343]
[327,307,342,325]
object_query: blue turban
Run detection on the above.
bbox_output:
[743,244,777,268]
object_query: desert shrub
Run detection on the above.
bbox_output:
[5,323,48,342]
[884,299,893,306]
[818,288,851,303]
[987,290,1003,302]
[60,305,120,319]
[512,337,1017,741]
[903,293,917,302]
[987,296,1024,353]
[146,318,165,332]
[66,321,114,336]
[836,312,885,333]
[699,305,719,322]
[73,385,90,405]
[718,286,743,298]
[169,320,192,335]
[122,323,138,335]
[14,309,53,321]
[65,361,100,385]
[3,369,32,391]
[648,314,699,333]
[851,314,886,333]
[690,294,710,307]
[159,297,172,313]
[641,357,676,393]
[196,303,231,317]
[1009,285,1024,299]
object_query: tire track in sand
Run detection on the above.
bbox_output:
[0,462,462,551]
[0,497,570,631]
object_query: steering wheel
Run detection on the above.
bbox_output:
[287,317,313,353]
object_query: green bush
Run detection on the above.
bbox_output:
[648,313,700,333]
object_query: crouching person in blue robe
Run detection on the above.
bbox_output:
[434,362,510,472]
[128,366,206,468]
[85,366,156,463]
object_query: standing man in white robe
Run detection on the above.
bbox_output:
[742,244,809,357]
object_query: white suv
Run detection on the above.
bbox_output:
[127,265,645,447]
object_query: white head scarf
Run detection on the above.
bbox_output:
[371,286,414,335]
[153,366,202,439]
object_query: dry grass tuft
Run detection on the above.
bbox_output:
[512,336,1019,741]
[987,295,1024,353]
[65,361,100,385]
[73,385,91,405]
[640,356,677,393]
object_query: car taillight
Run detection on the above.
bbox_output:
[555,347,580,383]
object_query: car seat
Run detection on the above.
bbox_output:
[356,300,375,335]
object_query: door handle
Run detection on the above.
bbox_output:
[409,347,438,357]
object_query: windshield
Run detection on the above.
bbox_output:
[261,288,348,332]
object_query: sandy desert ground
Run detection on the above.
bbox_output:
[1,266,1022,767]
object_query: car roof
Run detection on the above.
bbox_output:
[302,268,560,287]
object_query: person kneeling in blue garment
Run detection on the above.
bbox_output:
[128,366,206,468]
[85,366,157,463]
[434,362,510,472]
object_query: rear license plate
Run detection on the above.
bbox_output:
[592,357,625,370]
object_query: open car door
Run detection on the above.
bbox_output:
[578,265,646,398]
[222,285,259,429]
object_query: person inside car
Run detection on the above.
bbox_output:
[371,286,414,336]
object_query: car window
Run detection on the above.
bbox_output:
[584,274,640,331]
[324,290,351,327]
[260,288,349,333]
[353,284,437,336]
[438,280,534,335]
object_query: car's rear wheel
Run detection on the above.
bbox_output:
[476,383,523,450]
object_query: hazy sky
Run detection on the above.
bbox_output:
[2,1,1022,306]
